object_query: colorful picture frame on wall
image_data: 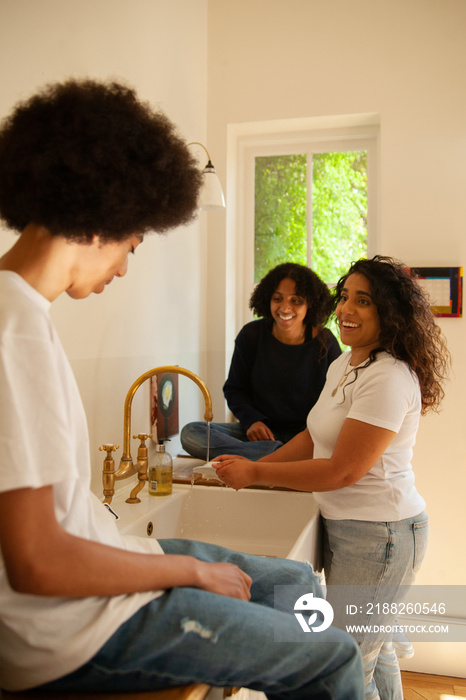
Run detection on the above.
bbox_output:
[410,266,463,318]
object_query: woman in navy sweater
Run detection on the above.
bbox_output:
[181,262,341,460]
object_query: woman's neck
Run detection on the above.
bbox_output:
[272,322,315,345]
[349,349,368,366]
[349,346,382,366]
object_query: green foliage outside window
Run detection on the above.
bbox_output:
[311,151,367,284]
[254,154,307,283]
[254,150,368,349]
[254,151,368,285]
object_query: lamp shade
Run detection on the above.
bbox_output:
[188,142,226,211]
[199,161,226,210]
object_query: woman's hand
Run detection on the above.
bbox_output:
[194,560,252,600]
[214,455,257,490]
[246,421,275,441]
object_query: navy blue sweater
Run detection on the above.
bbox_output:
[223,319,341,441]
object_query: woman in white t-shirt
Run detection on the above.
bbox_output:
[215,256,450,700]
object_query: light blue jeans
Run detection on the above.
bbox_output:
[38,540,364,699]
[180,421,289,460]
[322,512,429,700]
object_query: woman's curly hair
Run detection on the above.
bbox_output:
[249,262,334,328]
[334,256,451,413]
[0,79,203,240]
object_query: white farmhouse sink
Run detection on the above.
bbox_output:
[109,482,321,700]
[111,482,321,566]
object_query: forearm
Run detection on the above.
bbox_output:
[251,457,347,492]
[216,419,397,492]
[11,529,203,597]
[215,452,345,492]
[0,487,251,600]
[214,429,317,490]
[10,530,253,601]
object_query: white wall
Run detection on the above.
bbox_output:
[0,0,210,494]
[207,0,466,676]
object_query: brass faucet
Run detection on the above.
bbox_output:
[101,366,213,505]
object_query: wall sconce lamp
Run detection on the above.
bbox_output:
[188,142,226,211]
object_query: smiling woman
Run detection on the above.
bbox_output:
[180,261,341,460]
[335,273,381,365]
[270,277,309,344]
[214,255,451,699]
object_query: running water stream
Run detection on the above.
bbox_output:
[205,420,211,464]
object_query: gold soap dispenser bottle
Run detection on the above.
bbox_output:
[148,440,173,497]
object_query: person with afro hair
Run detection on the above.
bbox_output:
[181,262,341,460]
[0,79,201,239]
[0,80,364,698]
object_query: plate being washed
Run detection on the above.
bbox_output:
[192,462,224,483]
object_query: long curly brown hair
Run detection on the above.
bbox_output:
[334,256,451,413]
[0,79,202,240]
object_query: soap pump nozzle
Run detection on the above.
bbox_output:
[156,438,171,452]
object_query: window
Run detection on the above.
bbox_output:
[227,117,379,332]
[254,150,368,285]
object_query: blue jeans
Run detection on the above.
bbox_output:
[322,512,429,700]
[39,540,364,699]
[181,421,288,460]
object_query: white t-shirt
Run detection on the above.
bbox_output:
[0,271,164,691]
[307,351,426,521]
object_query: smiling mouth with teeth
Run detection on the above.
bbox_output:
[342,321,360,328]
[278,314,294,320]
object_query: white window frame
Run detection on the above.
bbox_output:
[226,115,380,345]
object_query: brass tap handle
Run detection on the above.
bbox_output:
[132,434,152,446]
[133,434,152,477]
[99,443,119,457]
[100,443,119,504]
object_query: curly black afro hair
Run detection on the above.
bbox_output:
[0,79,203,241]
[249,262,334,328]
